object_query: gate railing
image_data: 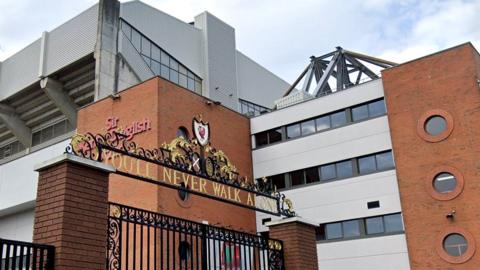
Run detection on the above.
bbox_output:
[108,203,285,270]
[0,238,55,270]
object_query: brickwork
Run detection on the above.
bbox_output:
[268,220,318,270]
[382,43,480,269]
[33,159,110,270]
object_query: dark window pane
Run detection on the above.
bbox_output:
[384,214,403,233]
[301,120,316,136]
[326,223,342,240]
[53,121,66,137]
[376,152,395,170]
[337,160,353,178]
[270,174,286,190]
[255,132,268,147]
[368,100,386,117]
[286,124,301,139]
[320,164,336,181]
[352,104,369,121]
[366,217,384,234]
[331,111,347,128]
[425,116,447,135]
[443,234,468,257]
[42,126,54,141]
[316,225,326,241]
[342,220,361,238]
[268,129,282,144]
[433,173,457,193]
[290,170,305,186]
[32,132,41,146]
[305,167,319,184]
[358,155,376,174]
[316,116,330,131]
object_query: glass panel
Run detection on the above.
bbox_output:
[179,65,187,76]
[151,46,161,62]
[170,69,179,83]
[32,132,41,146]
[270,174,286,190]
[161,51,170,66]
[376,152,395,171]
[315,116,330,131]
[121,21,132,38]
[352,104,369,122]
[160,64,170,79]
[151,60,161,75]
[255,132,268,147]
[53,121,66,137]
[366,216,384,234]
[342,220,361,238]
[187,77,195,91]
[268,128,282,144]
[187,70,194,79]
[131,29,141,51]
[337,160,353,178]
[142,55,151,67]
[290,170,305,186]
[433,173,457,193]
[301,120,316,136]
[358,155,376,174]
[384,214,404,233]
[141,36,150,56]
[194,80,202,93]
[286,124,301,139]
[316,225,326,241]
[179,74,188,88]
[320,164,336,181]
[170,58,179,71]
[305,167,319,184]
[326,223,342,240]
[42,126,54,141]
[368,100,386,117]
[331,111,347,128]
[443,233,468,257]
[425,116,447,135]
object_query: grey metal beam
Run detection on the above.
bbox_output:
[312,51,340,97]
[40,77,78,126]
[283,64,310,97]
[344,54,379,79]
[0,103,32,147]
[344,49,398,67]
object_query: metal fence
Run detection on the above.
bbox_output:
[107,203,285,270]
[0,238,54,270]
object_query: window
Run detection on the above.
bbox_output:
[255,128,282,147]
[0,141,25,159]
[305,167,319,184]
[367,201,380,209]
[384,213,403,233]
[337,160,353,178]
[433,172,457,193]
[358,155,376,174]
[32,120,73,147]
[290,170,305,186]
[315,116,330,131]
[326,223,342,240]
[368,99,386,117]
[366,216,384,235]
[320,164,336,181]
[376,151,395,170]
[443,234,468,257]
[316,225,326,241]
[352,104,369,121]
[331,111,347,127]
[286,124,301,139]
[179,241,191,261]
[255,132,268,147]
[269,174,286,190]
[177,127,189,139]
[301,120,316,136]
[425,116,447,135]
[342,220,361,238]
[268,129,282,144]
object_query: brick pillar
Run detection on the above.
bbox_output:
[33,153,114,270]
[266,217,319,270]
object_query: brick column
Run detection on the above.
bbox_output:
[266,217,319,270]
[33,153,115,270]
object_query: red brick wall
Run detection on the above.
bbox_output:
[33,161,109,270]
[382,43,480,269]
[77,77,256,232]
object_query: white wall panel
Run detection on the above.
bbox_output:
[0,209,34,242]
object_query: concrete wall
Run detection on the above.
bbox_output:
[0,209,35,241]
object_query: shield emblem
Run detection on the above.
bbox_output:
[193,117,210,146]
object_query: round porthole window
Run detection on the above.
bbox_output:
[443,233,468,257]
[425,116,447,136]
[178,182,189,201]
[433,172,457,193]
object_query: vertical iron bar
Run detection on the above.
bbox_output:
[19,245,24,270]
[212,233,216,270]
[5,244,10,270]
[189,232,193,270]
[26,246,31,270]
[147,224,150,270]
[161,224,164,270]
[172,229,176,270]
[154,226,157,270]
[126,221,130,270]
[0,242,4,270]
[133,223,137,270]
[119,219,123,270]
[32,247,37,270]
[39,248,44,270]
[11,245,17,270]
[166,226,170,270]
[200,225,207,270]
[140,223,143,270]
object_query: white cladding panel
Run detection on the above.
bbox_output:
[250,79,384,134]
[45,4,98,75]
[236,51,289,109]
[317,235,410,270]
[0,40,41,100]
[0,209,34,242]
[121,2,204,79]
[0,140,70,210]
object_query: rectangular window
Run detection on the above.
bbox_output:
[366,216,385,235]
[255,132,268,147]
[330,111,347,128]
[179,65,187,76]
[368,99,386,117]
[305,167,319,184]
[301,120,316,136]
[268,129,282,144]
[269,174,286,190]
[169,70,179,83]
[131,29,141,51]
[141,36,151,57]
[384,213,403,233]
[151,46,161,62]
[170,58,179,71]
[194,80,202,93]
[160,64,170,79]
[316,225,326,241]
[352,104,369,122]
[179,73,188,88]
[320,164,336,181]
[342,220,361,238]
[315,116,330,131]
[187,77,195,91]
[326,223,342,240]
[161,51,170,66]
[151,60,161,75]
[290,170,305,186]
[358,155,376,174]
[336,160,353,178]
[121,21,132,39]
[376,151,395,171]
[286,124,301,139]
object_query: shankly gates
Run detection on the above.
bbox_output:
[63,117,296,270]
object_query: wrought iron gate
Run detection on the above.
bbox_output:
[107,203,285,270]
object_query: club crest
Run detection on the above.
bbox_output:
[193,116,210,146]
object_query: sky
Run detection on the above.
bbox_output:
[0,0,478,83]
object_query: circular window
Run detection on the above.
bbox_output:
[425,116,447,136]
[178,241,191,261]
[443,233,468,257]
[433,173,457,193]
[177,127,189,139]
[425,166,464,201]
[178,182,189,201]
[417,109,453,142]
